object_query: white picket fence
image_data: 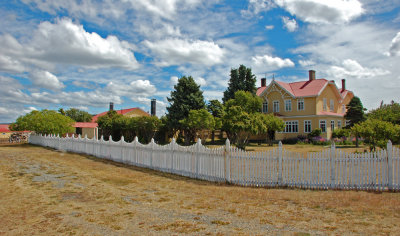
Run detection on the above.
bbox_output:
[29,134,400,191]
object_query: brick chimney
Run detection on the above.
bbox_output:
[261,78,266,87]
[109,102,114,111]
[151,99,156,116]
[309,70,315,81]
[341,79,346,92]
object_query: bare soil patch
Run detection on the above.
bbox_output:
[1,144,399,235]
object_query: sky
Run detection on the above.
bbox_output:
[0,0,399,123]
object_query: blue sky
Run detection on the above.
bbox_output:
[0,0,399,122]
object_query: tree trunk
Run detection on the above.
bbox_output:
[211,130,215,144]
[355,136,359,148]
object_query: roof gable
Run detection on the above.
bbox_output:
[0,124,10,132]
[91,107,150,122]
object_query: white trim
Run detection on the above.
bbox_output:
[319,120,327,133]
[330,120,335,131]
[278,114,345,118]
[273,100,280,112]
[284,120,299,133]
[304,120,312,133]
[297,98,304,111]
[260,80,295,98]
[337,120,342,129]
[284,99,292,112]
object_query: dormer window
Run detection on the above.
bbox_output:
[285,99,292,111]
[297,99,304,111]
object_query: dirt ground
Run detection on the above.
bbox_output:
[1,144,399,235]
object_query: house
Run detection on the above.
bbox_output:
[0,124,30,142]
[73,103,151,139]
[0,124,12,140]
[257,70,354,140]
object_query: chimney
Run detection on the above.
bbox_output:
[109,102,114,111]
[151,99,156,116]
[261,78,266,87]
[341,79,346,92]
[309,70,315,81]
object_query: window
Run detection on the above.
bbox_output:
[262,101,268,113]
[273,101,279,112]
[330,99,334,111]
[331,120,335,131]
[304,120,312,133]
[297,99,304,111]
[285,99,292,111]
[284,121,298,133]
[342,104,346,113]
[323,98,327,111]
[345,120,351,127]
[338,120,342,129]
[319,120,326,133]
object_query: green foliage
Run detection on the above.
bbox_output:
[223,65,257,103]
[222,91,284,149]
[180,109,215,143]
[207,99,224,118]
[166,76,205,144]
[331,128,350,139]
[308,128,322,138]
[137,116,162,143]
[10,110,74,135]
[351,119,400,151]
[345,96,366,127]
[367,100,400,125]
[64,108,93,122]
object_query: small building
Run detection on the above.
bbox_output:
[0,124,12,140]
[257,70,354,140]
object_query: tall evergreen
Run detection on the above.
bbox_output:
[345,96,366,127]
[222,65,257,103]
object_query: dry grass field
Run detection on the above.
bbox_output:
[1,144,400,235]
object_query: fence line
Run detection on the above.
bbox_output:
[29,134,400,191]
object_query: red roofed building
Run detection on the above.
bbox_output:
[257,70,354,140]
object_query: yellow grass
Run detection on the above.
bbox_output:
[1,144,399,235]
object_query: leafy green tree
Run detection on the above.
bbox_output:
[351,119,400,151]
[180,109,215,144]
[222,65,257,103]
[345,96,366,147]
[368,100,400,125]
[331,128,351,139]
[10,110,74,135]
[64,108,93,122]
[166,76,205,145]
[265,114,285,146]
[137,116,161,143]
[207,99,224,143]
[96,110,123,140]
[222,91,283,149]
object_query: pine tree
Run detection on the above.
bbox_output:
[222,65,256,103]
[345,96,366,147]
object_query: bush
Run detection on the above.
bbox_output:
[281,137,298,144]
[308,128,322,138]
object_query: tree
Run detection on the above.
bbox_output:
[166,76,205,145]
[264,114,285,146]
[222,91,282,149]
[351,119,400,151]
[368,100,400,125]
[10,110,74,135]
[207,99,224,143]
[345,96,366,147]
[180,109,215,144]
[64,108,93,122]
[136,116,161,144]
[96,110,124,141]
[222,65,257,103]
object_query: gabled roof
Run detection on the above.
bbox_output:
[73,122,98,128]
[0,124,10,133]
[91,107,150,122]
[258,78,351,99]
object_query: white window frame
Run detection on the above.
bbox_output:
[319,120,326,133]
[323,98,327,111]
[330,99,334,112]
[342,104,346,113]
[331,120,335,131]
[345,120,351,127]
[284,99,292,112]
[284,120,299,133]
[338,120,342,129]
[304,120,312,133]
[262,101,268,113]
[297,98,304,111]
[273,100,279,113]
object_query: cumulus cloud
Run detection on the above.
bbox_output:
[252,55,295,70]
[282,16,298,32]
[144,38,225,66]
[298,59,316,67]
[0,55,25,73]
[241,0,275,16]
[105,80,156,97]
[195,77,207,87]
[170,76,179,87]
[388,32,400,56]
[329,59,390,79]
[265,25,274,30]
[275,0,364,24]
[30,70,64,91]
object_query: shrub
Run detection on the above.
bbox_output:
[281,137,298,144]
[308,128,322,138]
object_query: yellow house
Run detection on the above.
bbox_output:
[257,70,354,140]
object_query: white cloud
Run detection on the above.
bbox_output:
[388,32,400,57]
[105,80,156,97]
[252,55,295,70]
[0,55,25,73]
[144,38,225,66]
[265,25,274,30]
[282,16,298,32]
[30,70,64,91]
[275,0,364,24]
[329,59,390,79]
[170,76,179,87]
[241,0,275,16]
[195,77,207,87]
[298,59,316,67]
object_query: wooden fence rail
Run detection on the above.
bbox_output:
[29,134,400,191]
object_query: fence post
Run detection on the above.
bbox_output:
[195,138,201,178]
[225,139,230,183]
[150,138,155,169]
[278,141,283,186]
[330,142,336,189]
[171,138,175,173]
[120,136,125,163]
[387,140,393,191]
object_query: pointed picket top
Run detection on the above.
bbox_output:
[109,135,112,142]
[78,134,81,139]
[84,134,88,139]
[171,138,176,144]
[121,136,125,142]
[278,141,282,147]
[56,134,60,138]
[100,135,104,141]
[151,138,155,144]
[197,138,201,144]
[134,136,139,142]
[331,141,336,148]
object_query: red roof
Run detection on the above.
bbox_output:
[0,124,10,133]
[73,122,98,128]
[91,108,138,122]
[257,78,350,98]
